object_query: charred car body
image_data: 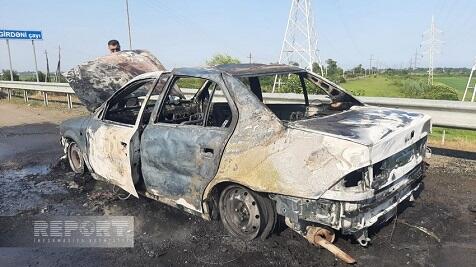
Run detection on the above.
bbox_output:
[61,51,431,249]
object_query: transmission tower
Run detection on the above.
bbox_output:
[462,61,476,102]
[276,0,323,72]
[421,16,443,85]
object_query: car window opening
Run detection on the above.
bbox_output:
[104,79,154,125]
[241,72,362,123]
[156,77,233,128]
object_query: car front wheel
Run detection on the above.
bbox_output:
[219,184,276,240]
[67,141,85,174]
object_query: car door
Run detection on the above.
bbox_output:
[86,75,163,197]
[140,73,237,212]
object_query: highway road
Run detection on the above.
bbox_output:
[0,102,475,266]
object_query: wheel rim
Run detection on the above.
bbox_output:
[222,186,262,239]
[68,143,83,173]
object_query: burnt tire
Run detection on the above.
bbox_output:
[219,184,276,241]
[67,142,85,174]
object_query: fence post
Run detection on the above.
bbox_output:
[43,91,48,106]
[67,93,72,109]
[24,90,28,103]
[441,129,446,145]
[8,89,11,101]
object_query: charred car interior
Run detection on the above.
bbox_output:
[239,71,362,122]
[62,52,432,264]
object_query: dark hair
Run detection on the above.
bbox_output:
[108,40,120,46]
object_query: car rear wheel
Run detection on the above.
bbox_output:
[219,184,276,240]
[67,142,85,174]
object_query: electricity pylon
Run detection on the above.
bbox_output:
[273,0,323,92]
[421,16,443,86]
[462,61,476,102]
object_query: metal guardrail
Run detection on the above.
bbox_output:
[1,81,476,130]
[0,81,74,108]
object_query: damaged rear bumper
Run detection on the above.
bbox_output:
[270,162,425,243]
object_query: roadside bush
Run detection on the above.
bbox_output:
[424,84,459,100]
[278,74,302,93]
[349,88,365,96]
[337,76,346,84]
[400,79,426,98]
[398,78,459,100]
[1,69,19,81]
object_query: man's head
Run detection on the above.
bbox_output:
[108,40,121,53]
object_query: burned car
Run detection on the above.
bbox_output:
[61,52,431,260]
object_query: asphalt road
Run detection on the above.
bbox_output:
[0,103,475,267]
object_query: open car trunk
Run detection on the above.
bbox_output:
[65,50,165,112]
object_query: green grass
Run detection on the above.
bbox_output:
[429,127,476,143]
[341,74,472,100]
[428,127,476,151]
[340,76,405,97]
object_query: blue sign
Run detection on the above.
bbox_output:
[0,30,42,40]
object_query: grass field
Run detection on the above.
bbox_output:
[341,74,472,100]
[340,76,405,97]
[429,127,476,151]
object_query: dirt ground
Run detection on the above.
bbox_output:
[0,102,475,267]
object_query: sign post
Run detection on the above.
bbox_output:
[5,39,13,81]
[32,40,39,82]
[0,29,43,81]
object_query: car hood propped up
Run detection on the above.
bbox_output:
[65,50,165,112]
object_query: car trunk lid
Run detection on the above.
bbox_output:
[288,106,430,148]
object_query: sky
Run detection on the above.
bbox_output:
[1,0,476,72]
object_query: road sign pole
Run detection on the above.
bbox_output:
[6,39,14,81]
[32,40,39,82]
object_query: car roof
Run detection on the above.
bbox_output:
[131,64,306,82]
[214,63,304,77]
[128,71,166,83]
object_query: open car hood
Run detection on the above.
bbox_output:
[65,50,165,112]
[289,106,429,146]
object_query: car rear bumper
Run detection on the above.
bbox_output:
[271,162,425,236]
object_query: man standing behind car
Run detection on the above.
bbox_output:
[108,40,121,53]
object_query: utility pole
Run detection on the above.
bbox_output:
[369,55,374,75]
[55,45,61,82]
[413,49,419,70]
[248,52,253,64]
[125,0,133,50]
[44,50,49,82]
[421,16,442,86]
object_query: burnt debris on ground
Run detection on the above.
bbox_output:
[0,154,474,266]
